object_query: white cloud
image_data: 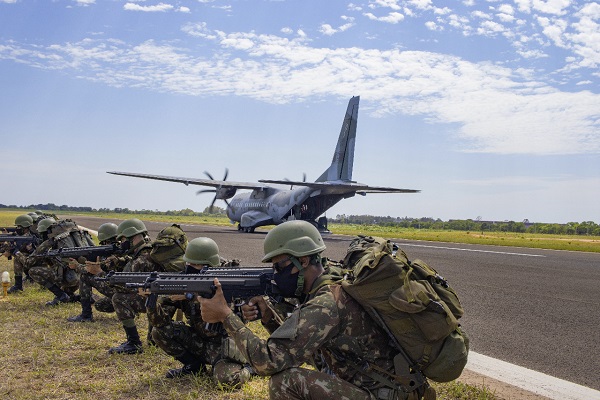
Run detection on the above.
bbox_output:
[1,32,598,156]
[123,2,174,12]
[177,6,190,13]
[75,0,95,5]
[364,11,405,24]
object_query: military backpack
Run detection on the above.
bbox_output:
[339,235,469,383]
[149,224,188,272]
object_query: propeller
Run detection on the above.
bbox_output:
[287,173,307,189]
[196,168,234,213]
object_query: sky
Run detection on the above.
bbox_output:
[0,0,599,225]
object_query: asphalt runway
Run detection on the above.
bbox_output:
[71,216,600,391]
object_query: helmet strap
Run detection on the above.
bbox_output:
[289,256,305,297]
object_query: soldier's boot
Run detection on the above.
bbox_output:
[108,326,143,355]
[67,299,94,322]
[7,275,23,293]
[45,285,71,306]
[165,353,205,379]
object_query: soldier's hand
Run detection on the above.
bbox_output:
[169,294,187,301]
[199,278,232,323]
[68,258,80,270]
[103,255,118,269]
[85,261,103,275]
[242,296,272,323]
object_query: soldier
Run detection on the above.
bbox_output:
[27,218,79,306]
[200,220,426,400]
[2,214,38,293]
[147,237,254,385]
[67,222,131,323]
[108,218,160,355]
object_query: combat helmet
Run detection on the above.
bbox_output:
[98,223,119,242]
[117,219,147,239]
[262,220,326,263]
[183,237,220,267]
[15,214,34,228]
[37,218,57,233]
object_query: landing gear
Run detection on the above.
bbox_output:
[238,224,255,233]
[317,216,329,233]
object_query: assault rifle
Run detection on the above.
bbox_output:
[97,267,271,287]
[33,243,124,262]
[125,268,276,308]
[0,234,39,259]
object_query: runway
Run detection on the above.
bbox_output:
[72,216,600,395]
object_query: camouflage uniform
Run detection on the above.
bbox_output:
[28,238,80,297]
[72,255,130,310]
[148,292,252,385]
[111,242,159,323]
[223,274,409,400]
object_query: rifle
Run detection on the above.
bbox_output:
[125,268,276,309]
[96,267,271,287]
[33,243,124,262]
[0,235,39,259]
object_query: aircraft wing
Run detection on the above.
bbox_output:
[108,171,269,190]
[258,179,420,194]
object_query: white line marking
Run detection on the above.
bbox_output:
[466,352,600,400]
[400,243,546,257]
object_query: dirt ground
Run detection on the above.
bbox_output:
[459,369,550,400]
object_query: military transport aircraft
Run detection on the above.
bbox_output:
[108,96,419,232]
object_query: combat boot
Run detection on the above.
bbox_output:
[108,326,143,355]
[7,275,23,293]
[67,299,94,322]
[165,353,205,379]
[45,285,70,306]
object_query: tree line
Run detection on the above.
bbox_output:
[1,204,597,236]
[331,215,600,236]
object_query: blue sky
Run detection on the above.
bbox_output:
[1,0,599,224]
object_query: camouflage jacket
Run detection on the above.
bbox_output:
[223,274,397,390]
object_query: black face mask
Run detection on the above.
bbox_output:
[184,264,204,274]
[119,240,131,252]
[273,264,300,298]
[16,227,25,235]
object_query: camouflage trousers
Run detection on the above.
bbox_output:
[268,368,372,400]
[112,292,146,322]
[29,265,79,293]
[79,271,117,303]
[152,321,252,386]
[268,368,421,400]
[12,253,29,276]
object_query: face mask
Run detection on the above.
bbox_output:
[119,240,131,252]
[184,264,204,274]
[273,264,300,298]
[16,227,25,235]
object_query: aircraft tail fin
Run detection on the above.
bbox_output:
[316,96,359,183]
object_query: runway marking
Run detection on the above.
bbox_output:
[467,352,600,400]
[399,243,546,257]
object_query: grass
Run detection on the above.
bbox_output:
[1,210,507,398]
